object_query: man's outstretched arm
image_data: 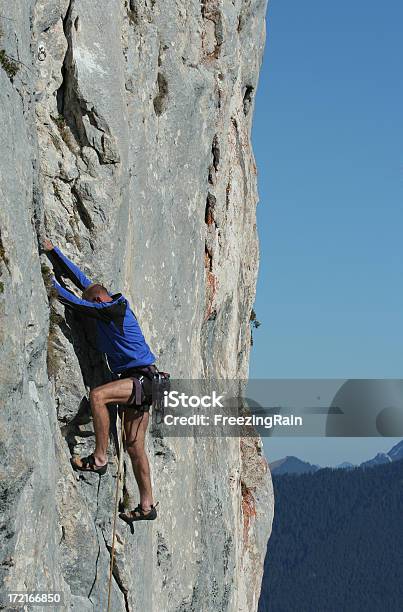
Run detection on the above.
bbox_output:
[51,278,113,321]
[43,238,92,291]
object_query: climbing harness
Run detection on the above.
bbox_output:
[121,365,171,422]
[151,369,171,425]
[107,410,125,612]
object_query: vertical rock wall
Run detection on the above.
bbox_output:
[0,1,273,610]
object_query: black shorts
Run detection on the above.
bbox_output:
[119,365,157,411]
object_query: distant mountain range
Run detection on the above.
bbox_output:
[269,439,403,475]
[269,456,320,475]
[336,461,355,469]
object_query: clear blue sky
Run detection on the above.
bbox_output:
[250,1,403,465]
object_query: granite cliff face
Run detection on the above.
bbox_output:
[0,1,273,610]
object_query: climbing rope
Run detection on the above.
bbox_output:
[107,409,125,612]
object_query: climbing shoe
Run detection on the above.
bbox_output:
[119,503,158,524]
[70,453,108,475]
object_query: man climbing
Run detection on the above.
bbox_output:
[43,239,158,522]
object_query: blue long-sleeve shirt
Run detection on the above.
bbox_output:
[49,246,155,373]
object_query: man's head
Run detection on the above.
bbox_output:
[82,283,112,303]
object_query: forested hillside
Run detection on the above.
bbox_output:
[259,460,403,612]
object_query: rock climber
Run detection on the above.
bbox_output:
[43,238,158,523]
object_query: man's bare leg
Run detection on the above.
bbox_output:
[90,387,111,466]
[72,378,155,514]
[73,378,134,468]
[124,410,154,511]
